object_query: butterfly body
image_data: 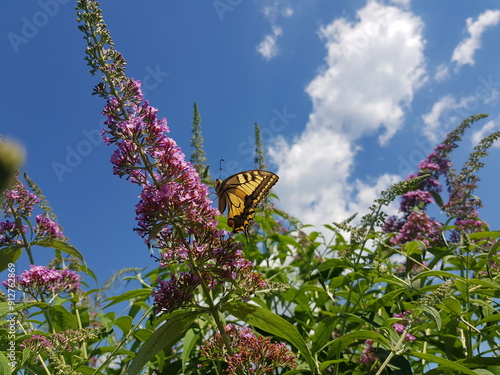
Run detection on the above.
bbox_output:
[215,170,278,235]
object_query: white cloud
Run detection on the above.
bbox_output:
[262,2,294,21]
[471,119,500,147]
[435,63,450,82]
[389,0,411,9]
[269,2,426,227]
[452,9,500,68]
[256,26,282,61]
[257,1,294,61]
[422,94,483,143]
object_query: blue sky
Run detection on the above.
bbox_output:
[2,0,500,285]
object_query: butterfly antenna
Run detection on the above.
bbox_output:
[218,159,224,180]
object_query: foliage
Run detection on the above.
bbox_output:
[1,2,500,375]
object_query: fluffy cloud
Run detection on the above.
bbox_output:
[452,9,500,67]
[421,93,496,143]
[270,2,426,226]
[256,1,293,61]
[256,26,282,61]
[435,63,450,82]
[471,119,500,148]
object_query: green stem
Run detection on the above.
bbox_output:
[92,305,155,375]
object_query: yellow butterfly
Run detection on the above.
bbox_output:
[215,170,279,235]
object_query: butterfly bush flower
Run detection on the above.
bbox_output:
[0,177,38,246]
[3,265,80,300]
[200,324,297,374]
[384,116,496,246]
[0,220,26,246]
[101,79,268,315]
[392,311,416,342]
[36,214,63,238]
[390,211,441,247]
[0,176,64,246]
[383,138,454,246]
[360,339,376,364]
[3,176,40,217]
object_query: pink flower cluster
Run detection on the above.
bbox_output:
[200,324,297,374]
[3,177,40,216]
[392,311,417,342]
[101,79,267,315]
[36,215,63,238]
[383,143,453,247]
[0,177,64,245]
[0,220,26,246]
[3,265,80,299]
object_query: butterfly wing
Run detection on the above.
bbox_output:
[215,170,278,234]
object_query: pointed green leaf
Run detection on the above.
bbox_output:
[0,351,12,375]
[441,297,462,315]
[182,328,199,372]
[409,352,480,375]
[34,238,85,263]
[326,330,390,353]
[421,305,441,330]
[97,311,115,332]
[115,315,133,335]
[103,289,152,308]
[127,311,200,375]
[0,246,22,272]
[468,231,500,240]
[48,305,78,331]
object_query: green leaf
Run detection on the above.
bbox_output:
[326,330,390,353]
[0,351,12,375]
[471,369,495,375]
[468,278,500,290]
[115,315,133,335]
[413,270,464,281]
[319,359,348,372]
[97,311,115,332]
[103,289,152,309]
[311,316,336,353]
[421,305,441,330]
[34,238,85,263]
[409,352,482,375]
[182,328,199,372]
[430,191,444,208]
[127,311,200,375]
[0,246,22,272]
[318,258,351,272]
[404,241,425,256]
[468,231,500,240]
[223,302,317,372]
[441,297,462,315]
[48,305,78,331]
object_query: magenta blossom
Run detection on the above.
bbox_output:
[392,311,417,341]
[200,324,297,374]
[3,176,40,217]
[3,265,80,299]
[35,215,63,238]
[0,220,27,246]
[390,211,441,247]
